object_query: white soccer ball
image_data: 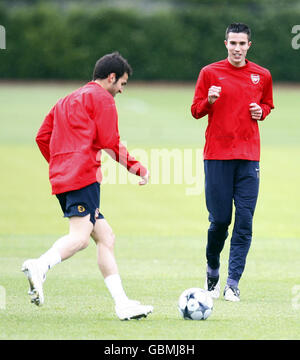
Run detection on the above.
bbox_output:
[178,288,213,320]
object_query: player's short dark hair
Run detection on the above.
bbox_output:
[93,51,133,81]
[225,23,251,41]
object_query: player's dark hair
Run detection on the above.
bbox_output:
[225,23,251,41]
[93,51,133,81]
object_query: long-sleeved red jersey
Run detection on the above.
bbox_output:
[36,81,147,194]
[191,58,274,161]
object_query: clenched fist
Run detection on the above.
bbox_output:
[208,86,222,104]
[249,103,263,120]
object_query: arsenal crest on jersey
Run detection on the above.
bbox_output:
[251,74,260,84]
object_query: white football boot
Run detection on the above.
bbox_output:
[223,285,240,302]
[204,274,220,299]
[115,300,153,320]
[22,259,46,306]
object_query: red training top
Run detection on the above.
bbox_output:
[36,81,147,194]
[191,58,274,161]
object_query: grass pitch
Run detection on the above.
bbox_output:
[0,82,299,340]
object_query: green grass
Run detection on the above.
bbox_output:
[0,82,299,340]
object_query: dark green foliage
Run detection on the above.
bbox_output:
[0,1,299,80]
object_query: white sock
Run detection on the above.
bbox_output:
[104,274,129,305]
[38,247,62,275]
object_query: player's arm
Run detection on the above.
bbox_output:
[35,107,54,162]
[259,71,274,120]
[94,98,149,185]
[109,140,149,185]
[191,68,218,119]
[249,72,274,121]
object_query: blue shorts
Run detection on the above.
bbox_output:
[56,182,104,225]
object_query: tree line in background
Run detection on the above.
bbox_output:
[0,0,299,81]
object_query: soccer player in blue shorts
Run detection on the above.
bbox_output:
[22,52,153,320]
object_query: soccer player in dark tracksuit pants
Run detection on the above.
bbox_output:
[191,23,274,301]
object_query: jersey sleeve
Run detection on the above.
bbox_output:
[36,106,54,162]
[191,67,213,119]
[107,141,148,177]
[94,95,147,177]
[260,71,274,120]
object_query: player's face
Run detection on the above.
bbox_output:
[108,72,128,97]
[225,32,251,67]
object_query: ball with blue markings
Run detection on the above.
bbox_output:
[178,288,213,320]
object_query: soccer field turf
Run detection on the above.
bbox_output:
[0,82,299,340]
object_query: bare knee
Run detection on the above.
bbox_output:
[78,235,90,250]
[67,231,90,251]
[98,229,115,250]
[92,220,116,250]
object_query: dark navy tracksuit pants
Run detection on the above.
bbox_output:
[204,160,260,285]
